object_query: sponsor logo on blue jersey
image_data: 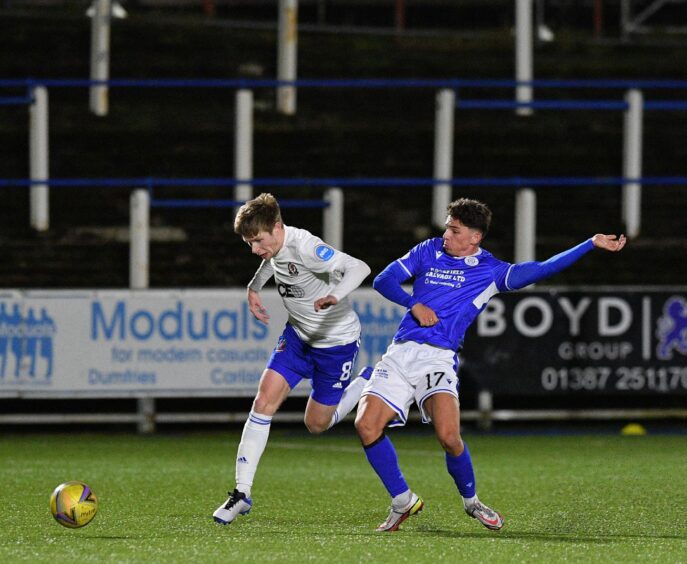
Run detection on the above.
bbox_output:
[315,245,335,261]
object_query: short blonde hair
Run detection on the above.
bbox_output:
[234,193,283,238]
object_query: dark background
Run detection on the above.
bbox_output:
[1,1,686,429]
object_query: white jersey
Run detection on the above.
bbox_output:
[248,225,370,348]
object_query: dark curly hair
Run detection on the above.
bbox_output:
[446,198,492,237]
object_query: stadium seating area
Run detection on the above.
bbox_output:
[2,4,687,289]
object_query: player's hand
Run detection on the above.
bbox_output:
[592,233,627,252]
[314,295,338,312]
[410,303,440,327]
[247,289,270,324]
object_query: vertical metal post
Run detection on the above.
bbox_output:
[277,0,298,115]
[593,0,604,38]
[234,89,254,207]
[515,0,534,116]
[323,187,343,251]
[90,0,111,116]
[620,0,631,41]
[478,389,493,431]
[137,396,156,434]
[395,0,406,32]
[130,188,154,432]
[514,188,536,263]
[29,86,49,231]
[130,189,149,290]
[432,89,455,229]
[622,89,643,239]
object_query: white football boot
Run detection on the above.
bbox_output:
[375,492,424,532]
[213,489,252,525]
[465,499,504,531]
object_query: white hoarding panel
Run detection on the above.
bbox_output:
[0,289,405,398]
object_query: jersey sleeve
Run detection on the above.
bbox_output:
[373,240,432,309]
[247,260,274,292]
[373,261,417,309]
[491,260,515,292]
[395,239,433,279]
[505,238,594,290]
[298,233,371,301]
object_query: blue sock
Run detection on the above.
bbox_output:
[363,435,409,498]
[445,442,476,498]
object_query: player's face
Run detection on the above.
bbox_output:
[442,217,482,257]
[243,223,284,260]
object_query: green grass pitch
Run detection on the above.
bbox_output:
[1,429,685,562]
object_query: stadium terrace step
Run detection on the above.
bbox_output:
[2,11,687,288]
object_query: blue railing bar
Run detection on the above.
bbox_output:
[457,99,628,110]
[4,176,687,188]
[150,198,329,209]
[0,96,33,106]
[644,100,687,110]
[5,78,687,90]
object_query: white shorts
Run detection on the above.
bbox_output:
[361,340,459,427]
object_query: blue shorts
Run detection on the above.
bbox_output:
[267,323,360,406]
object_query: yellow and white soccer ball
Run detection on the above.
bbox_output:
[49,481,98,528]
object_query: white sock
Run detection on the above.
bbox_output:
[327,375,368,429]
[235,410,272,498]
[463,494,478,509]
[392,489,412,509]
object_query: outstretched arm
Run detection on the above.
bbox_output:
[507,234,626,290]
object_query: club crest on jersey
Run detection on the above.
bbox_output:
[288,262,299,276]
[315,245,335,261]
[465,256,479,266]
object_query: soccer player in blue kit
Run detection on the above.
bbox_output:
[355,197,626,532]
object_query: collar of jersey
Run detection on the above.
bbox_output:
[447,247,483,260]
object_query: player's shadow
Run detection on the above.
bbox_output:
[416,528,685,542]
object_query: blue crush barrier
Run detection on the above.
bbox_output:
[2,176,687,190]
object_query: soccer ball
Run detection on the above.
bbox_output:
[49,481,98,528]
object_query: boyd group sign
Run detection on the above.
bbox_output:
[462,289,687,395]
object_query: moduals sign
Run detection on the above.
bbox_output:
[0,290,291,397]
[0,289,404,398]
[462,290,687,395]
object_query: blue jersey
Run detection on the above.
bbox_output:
[375,237,595,352]
[391,238,513,351]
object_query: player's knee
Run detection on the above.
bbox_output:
[436,430,463,455]
[303,414,329,435]
[252,394,278,416]
[354,413,381,444]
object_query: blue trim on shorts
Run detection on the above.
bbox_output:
[267,323,359,406]
[364,391,407,426]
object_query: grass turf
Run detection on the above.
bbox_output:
[1,430,685,562]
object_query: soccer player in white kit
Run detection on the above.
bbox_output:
[214,193,372,525]
[355,198,626,532]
